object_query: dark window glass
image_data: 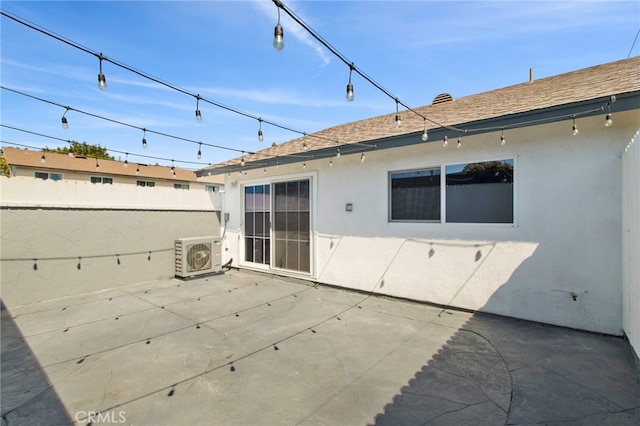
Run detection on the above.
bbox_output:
[35,172,48,180]
[445,160,514,223]
[390,168,441,221]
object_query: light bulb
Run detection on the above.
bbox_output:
[303,142,308,151]
[605,113,613,127]
[241,157,245,167]
[40,153,45,163]
[336,149,341,158]
[329,158,333,167]
[395,114,401,128]
[195,109,202,122]
[572,124,579,136]
[346,83,354,102]
[361,152,365,163]
[500,134,506,145]
[98,72,107,90]
[142,138,147,149]
[421,129,428,142]
[61,116,69,129]
[273,23,284,51]
[457,138,462,148]
[443,136,448,147]
[124,159,128,168]
[197,149,202,159]
[258,129,264,142]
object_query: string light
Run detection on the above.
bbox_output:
[572,116,579,136]
[500,128,506,146]
[336,148,341,158]
[124,153,128,167]
[195,95,202,122]
[421,119,428,142]
[40,152,45,163]
[360,151,365,163]
[457,133,462,148]
[95,158,100,170]
[171,160,175,176]
[258,119,264,142]
[605,95,615,127]
[303,142,308,151]
[97,53,107,90]
[197,142,202,159]
[142,128,147,149]
[329,158,333,167]
[303,162,306,169]
[442,134,448,147]
[136,165,140,175]
[395,99,401,128]
[273,1,284,51]
[241,154,245,167]
[61,107,70,129]
[346,63,354,102]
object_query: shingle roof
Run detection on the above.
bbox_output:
[2,147,198,182]
[210,56,640,171]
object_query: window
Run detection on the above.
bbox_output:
[389,168,441,221]
[34,172,63,181]
[136,180,155,187]
[90,176,113,184]
[205,185,219,192]
[174,183,190,190]
[445,159,514,223]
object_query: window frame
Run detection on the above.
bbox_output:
[174,183,190,190]
[34,171,63,181]
[388,166,442,223]
[443,157,517,226]
[387,157,518,226]
[90,176,113,185]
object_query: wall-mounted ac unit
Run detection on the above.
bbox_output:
[175,237,221,278]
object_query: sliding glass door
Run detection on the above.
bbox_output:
[244,184,270,265]
[273,179,310,273]
[243,179,310,273]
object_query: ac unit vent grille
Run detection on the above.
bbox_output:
[175,237,220,278]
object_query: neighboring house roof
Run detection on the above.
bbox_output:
[2,147,199,182]
[207,56,640,172]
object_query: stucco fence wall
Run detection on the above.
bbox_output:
[622,130,640,358]
[0,177,221,307]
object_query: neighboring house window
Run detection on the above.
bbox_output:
[90,176,113,184]
[34,172,63,181]
[136,180,155,187]
[389,168,441,221]
[205,185,219,192]
[174,183,190,190]
[445,159,514,223]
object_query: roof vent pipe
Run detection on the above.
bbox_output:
[529,68,534,83]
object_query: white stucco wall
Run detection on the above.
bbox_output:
[222,110,638,335]
[622,130,640,355]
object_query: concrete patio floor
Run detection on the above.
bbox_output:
[2,269,640,425]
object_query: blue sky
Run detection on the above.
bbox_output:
[1,1,638,168]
